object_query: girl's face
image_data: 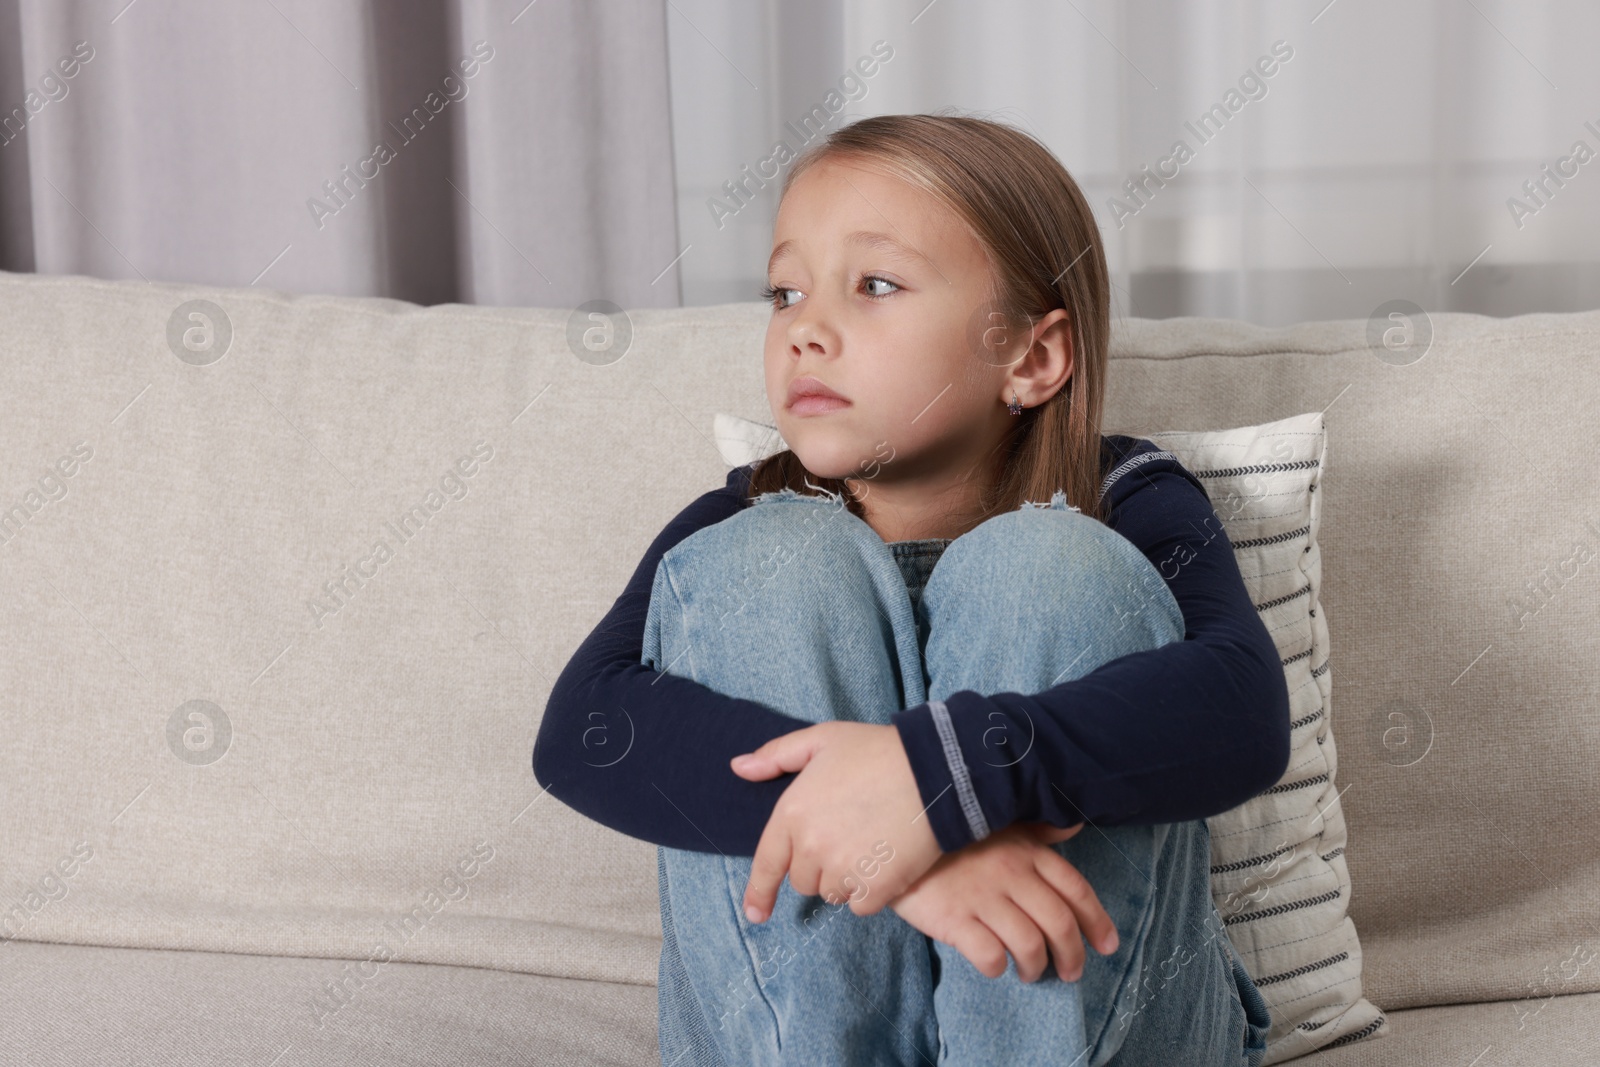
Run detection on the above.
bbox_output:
[762,156,1066,506]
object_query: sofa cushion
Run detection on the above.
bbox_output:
[4,939,1595,1066]
[0,939,658,1066]
[1280,988,1600,1066]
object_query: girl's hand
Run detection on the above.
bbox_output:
[731,722,942,923]
[886,821,1121,984]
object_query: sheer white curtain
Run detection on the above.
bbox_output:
[667,0,1600,324]
[0,0,682,308]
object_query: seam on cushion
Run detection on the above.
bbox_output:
[1109,322,1600,361]
[1258,970,1364,1010]
[1253,923,1358,956]
[1220,867,1342,901]
[1212,807,1337,841]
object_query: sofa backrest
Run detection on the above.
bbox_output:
[0,269,1595,1015]
[1101,310,1600,1019]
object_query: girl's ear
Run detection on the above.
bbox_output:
[1004,307,1074,407]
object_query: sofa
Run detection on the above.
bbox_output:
[1,267,1595,1065]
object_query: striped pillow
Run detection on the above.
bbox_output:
[1140,411,1385,1062]
[711,409,1385,1063]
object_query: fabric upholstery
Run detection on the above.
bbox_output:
[2,940,1595,1066]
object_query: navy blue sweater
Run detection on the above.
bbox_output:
[532,436,1291,856]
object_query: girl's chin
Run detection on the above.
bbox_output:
[787,441,871,481]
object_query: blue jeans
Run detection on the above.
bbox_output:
[642,485,1271,1066]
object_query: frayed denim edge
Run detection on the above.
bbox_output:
[753,482,1081,516]
[1019,487,1082,513]
[750,477,850,509]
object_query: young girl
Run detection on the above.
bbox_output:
[533,114,1280,1066]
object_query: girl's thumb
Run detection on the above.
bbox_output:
[731,726,827,779]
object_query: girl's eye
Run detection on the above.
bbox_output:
[760,274,901,311]
[759,283,799,310]
[861,274,900,300]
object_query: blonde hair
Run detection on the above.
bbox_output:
[746,112,1112,530]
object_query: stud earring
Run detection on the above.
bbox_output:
[1007,392,1023,415]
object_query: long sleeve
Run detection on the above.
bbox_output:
[890,440,1294,853]
[535,438,1293,860]
[531,465,814,855]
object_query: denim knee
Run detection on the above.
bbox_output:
[661,485,875,629]
[647,484,928,722]
[932,491,1185,647]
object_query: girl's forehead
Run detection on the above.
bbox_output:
[769,229,931,273]
[780,159,944,223]
[773,175,978,266]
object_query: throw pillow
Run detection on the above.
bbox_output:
[1141,411,1385,1062]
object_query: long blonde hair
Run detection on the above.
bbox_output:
[746,112,1111,529]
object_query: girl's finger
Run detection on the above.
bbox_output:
[1005,871,1086,982]
[743,825,794,923]
[1027,821,1084,845]
[1032,847,1119,957]
[948,918,1010,980]
[788,848,823,900]
[973,893,1051,984]
[731,724,831,780]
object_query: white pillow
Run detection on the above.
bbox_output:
[712,409,1385,1063]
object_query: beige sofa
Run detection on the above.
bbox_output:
[1,268,1595,1065]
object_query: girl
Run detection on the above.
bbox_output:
[533,114,1280,1066]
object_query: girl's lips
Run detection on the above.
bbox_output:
[788,395,851,416]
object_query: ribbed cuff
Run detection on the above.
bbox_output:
[927,699,992,843]
[892,701,986,853]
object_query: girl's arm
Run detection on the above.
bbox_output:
[891,438,1295,854]
[535,437,1291,861]
[531,464,813,855]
